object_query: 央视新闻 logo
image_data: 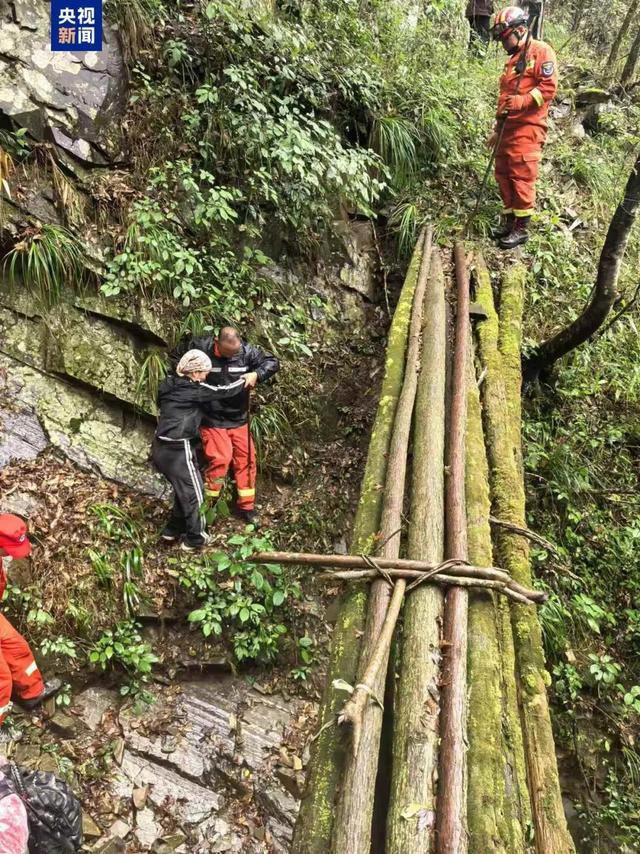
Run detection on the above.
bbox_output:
[51,1,103,51]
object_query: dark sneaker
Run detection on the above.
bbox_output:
[180,532,211,552]
[161,531,181,542]
[16,678,62,711]
[498,217,530,250]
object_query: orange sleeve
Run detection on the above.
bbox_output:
[531,44,558,107]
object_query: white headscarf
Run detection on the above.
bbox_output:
[176,349,212,377]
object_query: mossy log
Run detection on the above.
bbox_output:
[474,256,575,854]
[331,228,433,854]
[466,343,531,853]
[385,247,446,854]
[291,235,425,854]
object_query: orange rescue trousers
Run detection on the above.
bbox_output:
[0,614,44,725]
[495,151,540,217]
[201,425,257,510]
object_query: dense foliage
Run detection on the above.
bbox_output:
[2,0,640,846]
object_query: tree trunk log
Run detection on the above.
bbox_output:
[475,256,575,854]
[467,266,531,853]
[608,0,639,68]
[253,552,546,602]
[291,234,425,854]
[331,227,433,854]
[524,152,640,380]
[385,245,445,854]
[622,27,640,84]
[320,570,542,605]
[436,241,470,854]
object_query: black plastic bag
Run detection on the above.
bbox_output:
[9,763,83,854]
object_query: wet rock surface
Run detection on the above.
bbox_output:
[0,286,166,415]
[67,678,310,852]
[0,352,165,497]
[0,0,127,165]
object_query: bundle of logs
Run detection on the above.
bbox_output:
[255,230,575,854]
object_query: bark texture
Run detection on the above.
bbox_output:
[331,227,432,854]
[291,237,425,854]
[608,0,639,68]
[385,248,446,854]
[622,27,640,84]
[475,257,575,854]
[437,240,470,854]
[466,347,531,853]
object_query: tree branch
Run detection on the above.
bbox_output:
[524,151,640,381]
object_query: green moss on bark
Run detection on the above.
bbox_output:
[466,351,528,853]
[475,255,575,854]
[291,240,424,854]
[386,249,446,854]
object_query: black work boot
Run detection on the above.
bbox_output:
[232,505,260,528]
[491,214,515,240]
[498,217,530,250]
[16,678,62,711]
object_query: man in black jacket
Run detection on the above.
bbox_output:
[467,0,495,48]
[153,350,247,550]
[171,327,280,526]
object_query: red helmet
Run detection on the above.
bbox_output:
[490,6,529,40]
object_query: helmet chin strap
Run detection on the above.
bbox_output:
[504,27,528,54]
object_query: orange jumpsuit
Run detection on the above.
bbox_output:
[0,560,44,725]
[201,425,257,511]
[495,38,558,217]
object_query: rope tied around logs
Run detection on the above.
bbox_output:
[359,553,394,587]
[359,554,473,593]
[250,550,547,606]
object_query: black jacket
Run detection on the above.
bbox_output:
[170,337,280,429]
[155,374,246,441]
[466,0,493,16]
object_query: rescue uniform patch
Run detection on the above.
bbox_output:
[541,61,554,76]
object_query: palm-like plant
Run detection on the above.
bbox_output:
[136,350,168,409]
[3,224,90,308]
[105,0,165,63]
[250,402,292,469]
[388,200,421,256]
[369,114,420,188]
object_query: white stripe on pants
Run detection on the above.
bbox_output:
[183,440,206,536]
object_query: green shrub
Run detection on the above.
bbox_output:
[179,530,301,662]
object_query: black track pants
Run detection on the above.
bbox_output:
[152,438,206,545]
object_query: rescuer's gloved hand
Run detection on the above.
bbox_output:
[486,131,498,149]
[504,93,532,111]
[244,371,259,388]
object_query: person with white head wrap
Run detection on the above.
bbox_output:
[176,349,213,377]
[152,350,247,550]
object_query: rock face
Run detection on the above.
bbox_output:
[333,219,378,302]
[0,352,165,496]
[0,273,174,495]
[74,679,309,852]
[0,0,127,165]
[0,284,169,410]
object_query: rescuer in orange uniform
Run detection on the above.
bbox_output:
[488,6,558,249]
[0,515,61,740]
